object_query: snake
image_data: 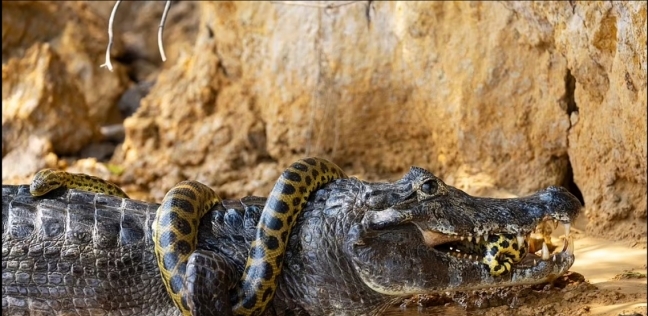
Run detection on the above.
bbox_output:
[29,157,348,316]
[481,234,528,276]
[447,233,528,276]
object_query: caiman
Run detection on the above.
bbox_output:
[2,158,581,316]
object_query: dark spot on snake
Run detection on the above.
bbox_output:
[262,287,274,302]
[163,252,179,271]
[172,215,193,236]
[169,274,184,294]
[168,198,196,215]
[268,196,289,214]
[494,264,503,272]
[286,215,293,224]
[180,297,190,311]
[158,206,175,226]
[292,162,309,172]
[264,216,283,231]
[489,246,499,257]
[283,171,302,183]
[280,183,296,195]
[266,236,280,250]
[159,230,177,248]
[261,261,274,280]
[173,187,198,201]
[175,240,192,256]
[512,242,519,251]
[303,158,317,166]
[242,292,258,309]
[304,175,312,186]
[319,162,329,173]
[299,186,307,194]
[499,240,510,248]
[292,196,302,207]
[176,262,187,276]
[311,169,320,178]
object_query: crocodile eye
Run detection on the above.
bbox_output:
[420,180,437,195]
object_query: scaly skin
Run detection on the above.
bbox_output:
[232,158,347,315]
[4,162,582,315]
[152,181,222,314]
[28,158,348,316]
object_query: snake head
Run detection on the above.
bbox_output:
[29,169,62,196]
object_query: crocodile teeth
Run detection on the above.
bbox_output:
[553,220,559,229]
[484,233,489,242]
[564,223,571,237]
[552,255,556,262]
[533,259,537,266]
[475,235,481,243]
[541,242,550,260]
[516,234,524,246]
[566,236,574,255]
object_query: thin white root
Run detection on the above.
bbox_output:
[100,0,122,72]
[158,0,172,62]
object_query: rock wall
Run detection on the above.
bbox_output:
[2,1,645,242]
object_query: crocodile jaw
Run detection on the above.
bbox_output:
[346,224,575,296]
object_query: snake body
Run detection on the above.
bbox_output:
[152,181,223,312]
[231,157,347,315]
[30,169,129,198]
[481,234,528,276]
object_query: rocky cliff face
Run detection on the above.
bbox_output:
[2,1,645,242]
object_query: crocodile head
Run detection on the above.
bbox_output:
[342,166,581,295]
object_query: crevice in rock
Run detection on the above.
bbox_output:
[562,158,585,206]
[560,69,583,205]
[564,69,578,116]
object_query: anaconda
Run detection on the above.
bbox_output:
[3,162,582,315]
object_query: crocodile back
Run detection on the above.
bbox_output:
[2,185,177,315]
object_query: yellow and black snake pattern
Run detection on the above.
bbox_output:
[152,181,223,313]
[450,234,528,277]
[30,169,129,199]
[29,157,347,316]
[481,234,528,276]
[231,157,347,315]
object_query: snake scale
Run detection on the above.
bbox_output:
[29,157,526,315]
